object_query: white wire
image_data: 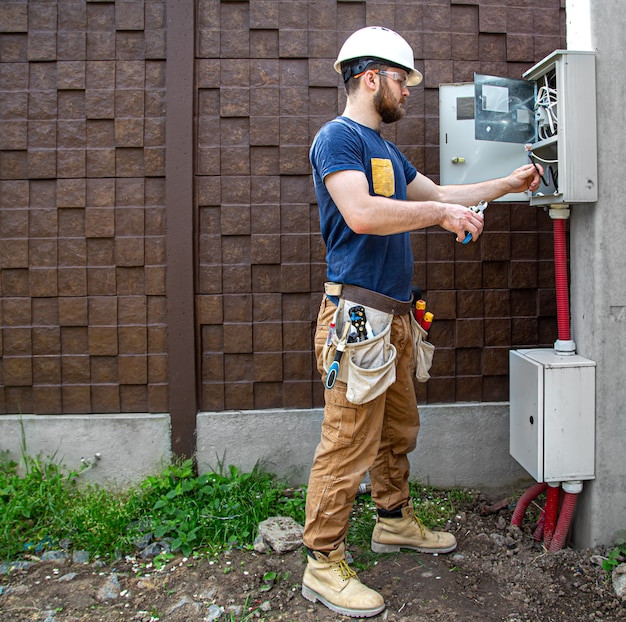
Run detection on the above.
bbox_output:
[530,152,558,164]
[535,75,558,139]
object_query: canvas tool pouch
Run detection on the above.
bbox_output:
[322,296,397,405]
[410,312,435,382]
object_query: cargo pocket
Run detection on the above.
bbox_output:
[323,299,397,404]
[411,312,435,383]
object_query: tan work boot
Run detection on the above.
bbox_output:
[301,541,385,618]
[371,499,457,554]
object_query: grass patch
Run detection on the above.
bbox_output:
[1,451,471,565]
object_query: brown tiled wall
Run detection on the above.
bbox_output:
[1,0,565,417]
[195,0,564,411]
[1,0,168,414]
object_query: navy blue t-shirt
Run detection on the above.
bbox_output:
[310,116,418,301]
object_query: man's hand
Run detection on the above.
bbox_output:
[506,163,545,193]
[439,203,485,243]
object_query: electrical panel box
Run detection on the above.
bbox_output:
[509,349,596,483]
[439,83,528,202]
[440,50,597,205]
[522,50,598,206]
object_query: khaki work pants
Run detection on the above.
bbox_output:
[303,296,421,552]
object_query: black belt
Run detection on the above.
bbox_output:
[324,282,413,315]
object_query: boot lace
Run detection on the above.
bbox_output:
[409,510,427,539]
[333,559,358,581]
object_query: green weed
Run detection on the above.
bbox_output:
[1,449,472,570]
[602,530,626,574]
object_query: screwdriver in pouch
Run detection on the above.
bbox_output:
[462,200,488,244]
[325,322,350,390]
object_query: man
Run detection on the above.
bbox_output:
[302,26,543,618]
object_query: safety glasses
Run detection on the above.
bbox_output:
[353,68,409,89]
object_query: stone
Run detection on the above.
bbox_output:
[613,563,626,600]
[96,573,121,601]
[256,516,303,554]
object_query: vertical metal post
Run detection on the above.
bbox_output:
[165,0,196,457]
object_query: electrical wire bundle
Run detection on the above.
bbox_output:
[535,74,558,140]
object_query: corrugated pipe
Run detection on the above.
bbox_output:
[511,482,548,527]
[542,483,561,549]
[553,217,570,341]
[533,507,546,541]
[550,208,575,354]
[548,481,583,551]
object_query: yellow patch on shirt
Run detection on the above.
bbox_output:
[371,158,395,197]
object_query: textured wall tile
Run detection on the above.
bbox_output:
[250,146,279,176]
[456,318,484,348]
[225,381,253,410]
[91,385,121,413]
[59,297,88,326]
[1,239,29,269]
[507,33,534,62]
[0,121,27,150]
[32,326,61,355]
[512,316,538,346]
[116,1,145,31]
[479,6,506,33]
[32,297,59,326]
[30,267,59,296]
[279,29,308,58]
[115,31,145,60]
[427,376,456,403]
[431,347,455,376]
[478,32,506,61]
[254,352,283,382]
[485,318,511,347]
[33,356,62,384]
[455,375,482,402]
[3,357,33,386]
[3,327,31,356]
[86,89,115,119]
[224,352,253,381]
[91,356,118,384]
[62,385,91,413]
[0,4,28,33]
[29,238,57,268]
[250,1,279,29]
[118,325,147,354]
[483,261,509,289]
[120,384,148,411]
[456,347,482,376]
[220,146,251,175]
[280,263,309,293]
[148,353,167,383]
[509,260,537,289]
[222,263,252,294]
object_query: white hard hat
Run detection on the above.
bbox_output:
[334,26,423,86]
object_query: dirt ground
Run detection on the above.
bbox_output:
[1,491,625,622]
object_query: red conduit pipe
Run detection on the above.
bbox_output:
[533,507,546,541]
[513,213,578,546]
[511,482,548,527]
[552,214,574,350]
[548,482,583,551]
[542,483,561,549]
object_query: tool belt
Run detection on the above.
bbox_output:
[323,296,397,404]
[324,282,413,315]
[322,283,434,398]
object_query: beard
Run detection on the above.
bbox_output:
[374,80,406,124]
